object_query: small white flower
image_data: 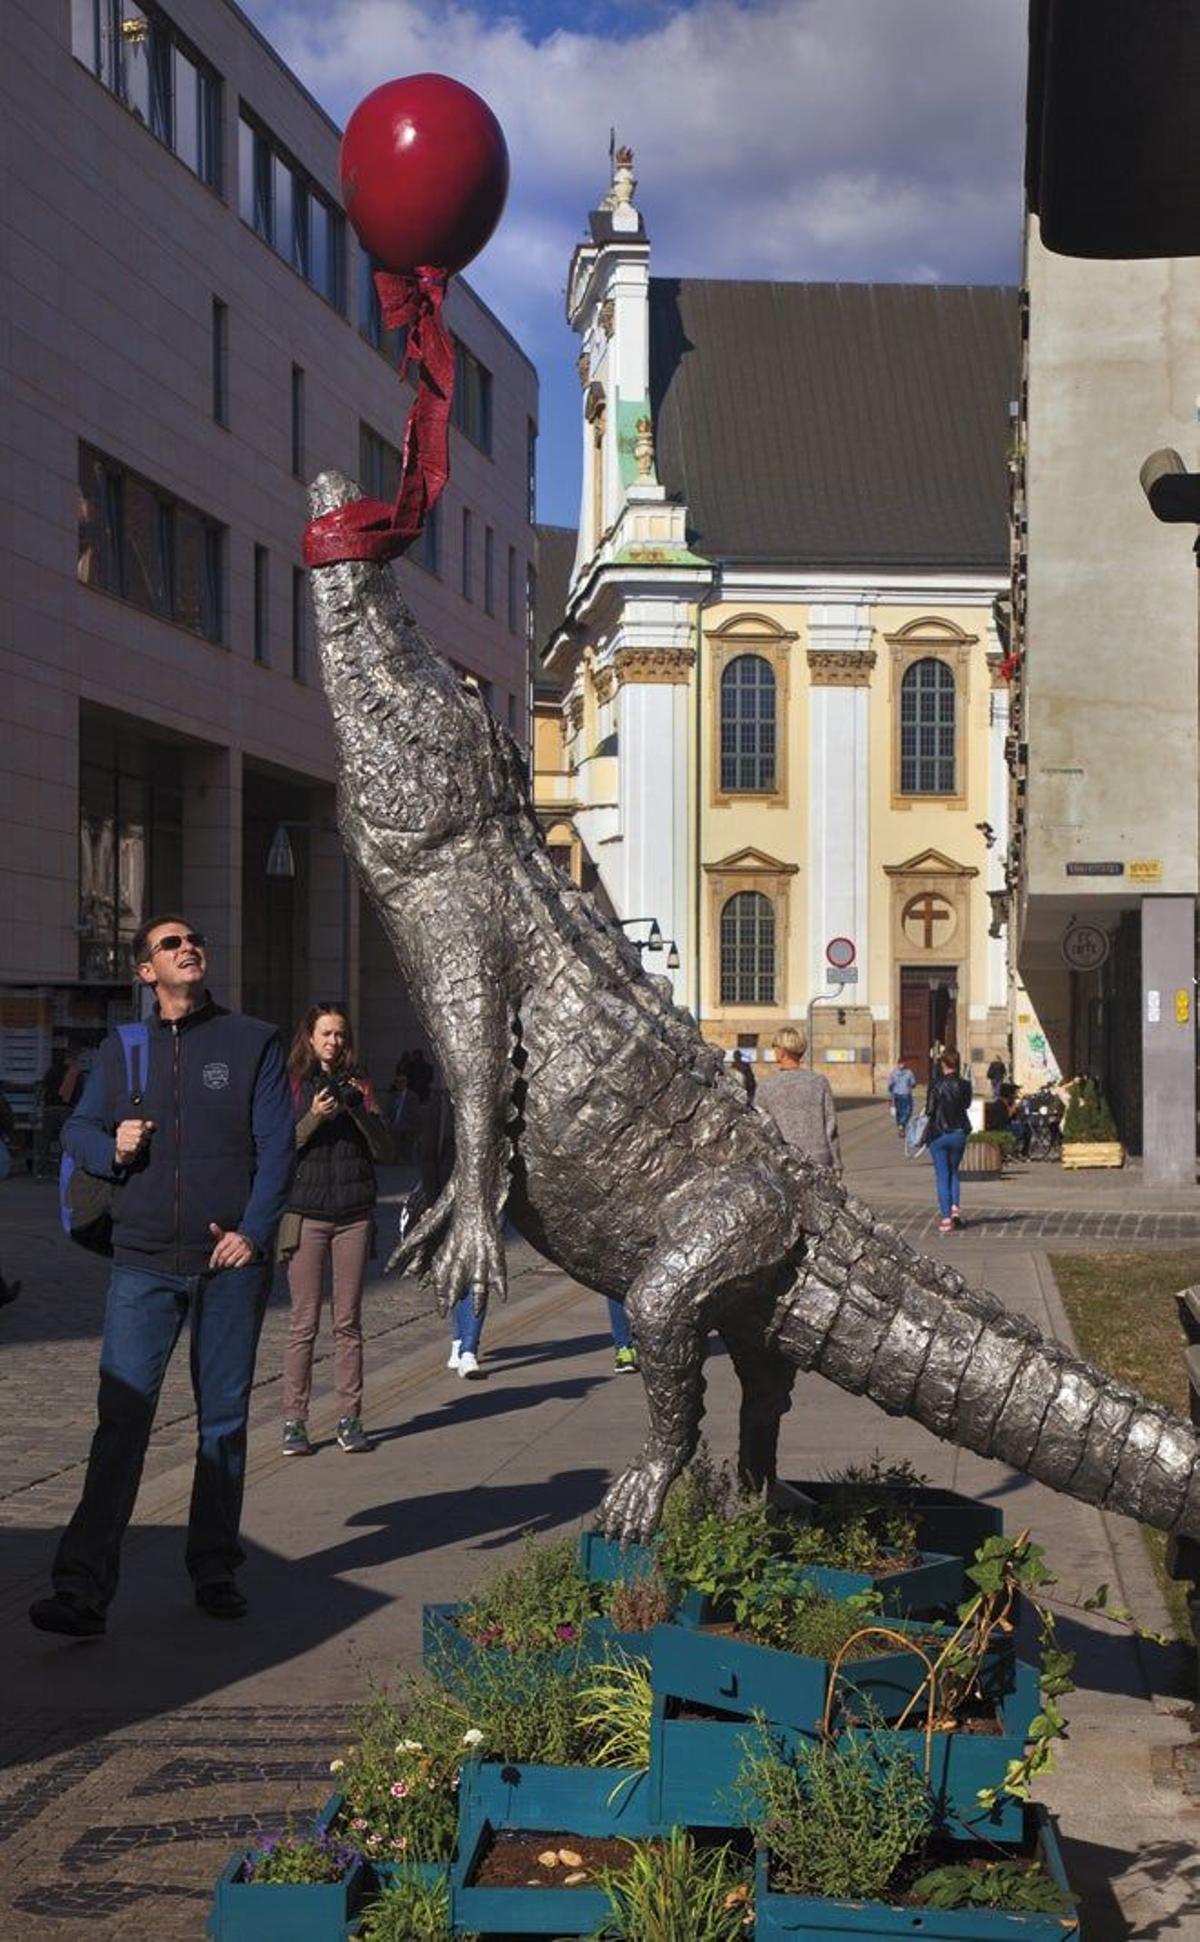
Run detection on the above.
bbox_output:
[395,1738,424,1754]
[461,1728,485,1747]
[329,1759,345,1773]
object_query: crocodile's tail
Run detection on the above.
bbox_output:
[772,1185,1200,1539]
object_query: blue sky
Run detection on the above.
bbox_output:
[238,0,1027,528]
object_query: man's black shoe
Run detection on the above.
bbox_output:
[195,1580,247,1619]
[29,1595,105,1638]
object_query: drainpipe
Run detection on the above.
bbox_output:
[694,567,719,1023]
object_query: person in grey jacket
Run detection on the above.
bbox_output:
[754,1026,842,1174]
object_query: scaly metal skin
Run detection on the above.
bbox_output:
[309,469,1200,1545]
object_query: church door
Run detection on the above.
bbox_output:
[899,965,958,1083]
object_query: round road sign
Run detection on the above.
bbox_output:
[825,936,856,970]
[1061,924,1110,972]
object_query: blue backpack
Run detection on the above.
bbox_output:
[59,1023,150,1254]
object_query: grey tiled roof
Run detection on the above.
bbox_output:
[533,524,577,689]
[648,279,1018,570]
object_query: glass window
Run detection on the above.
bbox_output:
[453,340,493,453]
[253,545,269,663]
[720,654,777,793]
[201,527,223,642]
[506,546,517,632]
[461,508,473,601]
[78,716,183,983]
[525,562,537,647]
[720,891,776,1005]
[291,181,310,278]
[527,419,537,523]
[211,296,228,426]
[121,4,153,125]
[900,657,956,794]
[78,442,224,640]
[291,566,306,681]
[483,526,495,615]
[238,114,255,226]
[291,365,305,478]
[253,127,272,240]
[122,473,169,616]
[173,43,200,172]
[414,499,440,577]
[358,248,381,349]
[197,64,220,189]
[71,0,101,74]
[358,423,401,503]
[174,505,202,633]
[272,153,292,259]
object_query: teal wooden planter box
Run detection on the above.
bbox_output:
[649,1618,1013,1734]
[783,1482,1003,1568]
[462,1757,660,1834]
[647,1660,1037,1839]
[314,1791,454,1894]
[421,1600,650,1686]
[450,1814,613,1934]
[753,1804,1078,1937]
[207,1853,365,1941]
[579,1531,707,1626]
[778,1550,964,1617]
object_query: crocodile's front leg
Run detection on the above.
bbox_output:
[598,1162,804,1542]
[382,861,513,1315]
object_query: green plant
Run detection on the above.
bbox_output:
[424,1644,593,1767]
[734,1724,932,1902]
[331,1681,483,1862]
[741,1576,886,1660]
[590,1828,754,1939]
[241,1828,360,1885]
[968,1128,1017,1155]
[910,1858,1077,1914]
[457,1533,600,1651]
[576,1651,654,1780]
[1062,1076,1118,1143]
[608,1568,673,1632]
[359,1873,478,1939]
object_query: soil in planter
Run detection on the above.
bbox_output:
[471,1829,654,1888]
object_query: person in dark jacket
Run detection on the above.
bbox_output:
[279,1006,393,1456]
[29,916,294,1638]
[925,1049,974,1235]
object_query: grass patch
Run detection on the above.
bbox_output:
[1049,1249,1198,1642]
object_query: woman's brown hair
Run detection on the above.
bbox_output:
[286,1005,355,1085]
[939,1048,962,1075]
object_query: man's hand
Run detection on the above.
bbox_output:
[114,1118,155,1165]
[208,1223,256,1271]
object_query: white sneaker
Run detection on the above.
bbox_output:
[447,1340,462,1370]
[457,1350,481,1379]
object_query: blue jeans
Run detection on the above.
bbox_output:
[607,1299,632,1351]
[452,1288,486,1356]
[53,1261,270,1614]
[928,1130,969,1220]
[893,1094,913,1132]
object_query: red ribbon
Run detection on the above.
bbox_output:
[303,266,454,567]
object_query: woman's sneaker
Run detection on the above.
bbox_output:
[938,1218,955,1235]
[282,1419,314,1457]
[447,1339,462,1370]
[613,1346,639,1374]
[336,1416,372,1452]
[456,1351,481,1379]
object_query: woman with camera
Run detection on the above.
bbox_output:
[279,1005,393,1456]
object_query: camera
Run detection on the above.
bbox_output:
[318,1072,358,1108]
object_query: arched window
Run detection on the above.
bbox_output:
[899,657,956,795]
[720,891,776,1004]
[720,654,776,793]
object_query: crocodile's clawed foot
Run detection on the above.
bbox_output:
[426,1207,508,1317]
[386,1183,456,1281]
[597,1456,676,1545]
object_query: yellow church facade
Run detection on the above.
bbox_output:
[536,156,1018,1093]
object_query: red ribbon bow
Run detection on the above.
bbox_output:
[303,266,454,567]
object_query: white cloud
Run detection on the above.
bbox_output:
[240,0,1026,517]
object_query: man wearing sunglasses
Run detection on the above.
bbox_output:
[30,914,294,1637]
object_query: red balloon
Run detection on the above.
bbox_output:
[340,74,509,276]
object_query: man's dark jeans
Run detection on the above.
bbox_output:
[53,1261,270,1616]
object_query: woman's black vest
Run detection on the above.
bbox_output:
[288,1074,378,1222]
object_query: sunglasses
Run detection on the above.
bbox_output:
[150,931,206,955]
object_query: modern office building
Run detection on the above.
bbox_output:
[1,0,538,1097]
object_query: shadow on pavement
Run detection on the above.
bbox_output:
[0,1529,387,1769]
[1051,1612,1192,1702]
[328,1468,612,1568]
[368,1373,606,1444]
[1057,1832,1200,1940]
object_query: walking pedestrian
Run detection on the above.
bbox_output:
[29,916,293,1637]
[279,1006,393,1456]
[925,1049,974,1235]
[448,1283,486,1379]
[608,1298,638,1373]
[886,1059,917,1138]
[754,1026,842,1174]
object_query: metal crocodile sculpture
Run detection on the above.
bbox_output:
[309,468,1200,1547]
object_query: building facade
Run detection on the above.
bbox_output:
[1,0,537,1095]
[539,155,1018,1093]
[1007,219,1200,1182]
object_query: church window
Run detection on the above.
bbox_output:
[720,891,775,1004]
[720,655,776,793]
[899,657,956,794]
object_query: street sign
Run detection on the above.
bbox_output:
[825,936,856,969]
[829,967,858,986]
[1061,923,1110,972]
